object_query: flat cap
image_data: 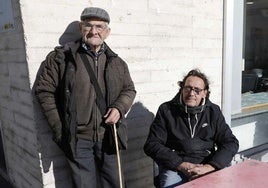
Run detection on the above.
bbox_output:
[80,7,110,23]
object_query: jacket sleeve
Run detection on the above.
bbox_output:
[35,50,63,141]
[143,105,183,171]
[109,58,136,116]
[208,106,239,169]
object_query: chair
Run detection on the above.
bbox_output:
[241,71,259,93]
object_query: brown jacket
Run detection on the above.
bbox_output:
[36,40,136,158]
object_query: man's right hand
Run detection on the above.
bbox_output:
[177,162,203,177]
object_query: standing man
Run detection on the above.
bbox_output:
[36,7,136,188]
[144,69,238,187]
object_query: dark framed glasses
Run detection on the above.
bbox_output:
[183,86,204,95]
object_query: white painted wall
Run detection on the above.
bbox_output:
[0,0,225,187]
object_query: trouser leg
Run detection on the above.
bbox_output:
[67,138,125,188]
[67,138,96,188]
[95,141,125,188]
[158,165,188,188]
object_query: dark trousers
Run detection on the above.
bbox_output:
[67,138,124,188]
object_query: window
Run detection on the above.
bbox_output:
[242,0,268,111]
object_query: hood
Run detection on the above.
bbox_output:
[171,92,210,115]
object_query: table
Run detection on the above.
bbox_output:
[177,159,268,188]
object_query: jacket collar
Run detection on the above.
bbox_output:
[65,39,118,59]
[171,92,209,115]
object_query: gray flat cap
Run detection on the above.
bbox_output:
[80,7,110,23]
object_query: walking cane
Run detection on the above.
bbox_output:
[113,123,123,188]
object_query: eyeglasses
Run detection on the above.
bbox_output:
[183,86,205,95]
[82,22,107,32]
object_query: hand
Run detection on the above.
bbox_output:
[177,162,203,177]
[104,108,120,125]
[187,164,215,180]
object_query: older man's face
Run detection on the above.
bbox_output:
[182,76,207,107]
[79,18,110,52]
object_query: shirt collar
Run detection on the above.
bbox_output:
[82,42,106,57]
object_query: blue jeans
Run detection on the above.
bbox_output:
[67,138,124,188]
[158,165,188,188]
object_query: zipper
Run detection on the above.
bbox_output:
[187,113,199,138]
[94,56,99,142]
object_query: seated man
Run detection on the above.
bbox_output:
[144,69,239,187]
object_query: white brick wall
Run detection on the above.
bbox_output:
[0,0,224,188]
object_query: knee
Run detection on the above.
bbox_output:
[158,169,188,188]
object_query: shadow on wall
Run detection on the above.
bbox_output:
[122,102,155,188]
[31,21,156,188]
[31,21,81,188]
[58,21,81,46]
[32,61,73,188]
